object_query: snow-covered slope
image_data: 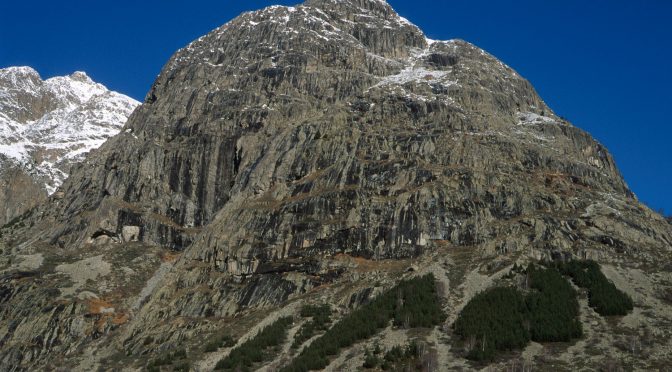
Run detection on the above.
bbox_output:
[0,66,139,194]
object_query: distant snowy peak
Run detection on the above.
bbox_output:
[0,67,118,123]
[0,66,139,194]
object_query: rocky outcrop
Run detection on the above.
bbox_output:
[1,0,670,370]
[0,165,46,227]
[10,2,631,252]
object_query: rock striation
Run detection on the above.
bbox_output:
[0,0,670,370]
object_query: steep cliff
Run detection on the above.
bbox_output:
[0,1,670,370]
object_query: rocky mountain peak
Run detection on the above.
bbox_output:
[1,2,671,371]
[0,66,139,225]
[159,0,426,86]
[0,66,42,87]
[0,66,119,124]
[69,70,91,82]
[305,0,396,18]
[19,0,635,252]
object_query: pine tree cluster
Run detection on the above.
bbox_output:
[281,274,445,372]
[147,348,188,371]
[363,340,425,370]
[454,286,530,361]
[205,334,236,353]
[215,316,293,371]
[557,260,633,316]
[292,304,332,349]
[454,265,582,361]
[526,265,583,342]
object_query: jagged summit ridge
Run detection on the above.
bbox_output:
[0,66,139,194]
[166,0,427,73]
[164,0,526,115]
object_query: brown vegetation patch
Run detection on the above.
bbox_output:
[112,312,129,325]
[332,253,409,273]
[161,251,181,263]
[87,298,114,315]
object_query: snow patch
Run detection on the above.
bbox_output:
[373,67,451,88]
[516,111,557,126]
[0,66,139,194]
[369,41,458,91]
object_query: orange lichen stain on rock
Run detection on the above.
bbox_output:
[161,251,181,263]
[432,239,452,247]
[86,298,130,331]
[112,312,129,325]
[87,298,114,315]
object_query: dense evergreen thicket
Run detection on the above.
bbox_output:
[558,260,633,316]
[292,305,332,349]
[454,286,529,360]
[215,316,293,371]
[205,334,236,352]
[363,340,425,370]
[392,275,446,328]
[147,348,188,371]
[454,266,583,361]
[281,274,445,372]
[527,265,583,342]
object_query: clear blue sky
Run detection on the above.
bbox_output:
[1,0,670,214]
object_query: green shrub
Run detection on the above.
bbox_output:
[527,265,583,342]
[558,260,633,316]
[205,334,236,352]
[392,275,446,328]
[173,361,190,372]
[148,348,188,368]
[215,316,293,371]
[362,347,382,369]
[454,286,529,361]
[384,345,405,362]
[172,348,187,360]
[454,266,583,361]
[366,340,424,371]
[282,274,445,372]
[300,304,331,318]
[453,260,632,363]
[1,207,34,230]
[292,305,332,349]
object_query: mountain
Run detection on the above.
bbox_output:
[1,1,671,370]
[0,66,139,226]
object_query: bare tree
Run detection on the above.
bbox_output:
[628,335,640,356]
[421,349,438,372]
[465,335,476,353]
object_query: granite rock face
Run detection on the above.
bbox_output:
[1,0,671,370]
[0,165,46,228]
